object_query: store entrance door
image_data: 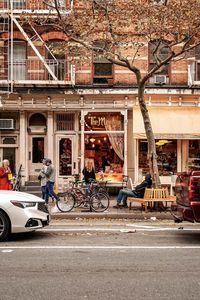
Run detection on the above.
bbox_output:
[57,136,76,177]
[28,136,46,180]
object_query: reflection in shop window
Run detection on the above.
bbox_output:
[83,112,125,182]
[188,140,200,170]
[59,138,72,176]
[139,139,177,176]
[85,134,124,182]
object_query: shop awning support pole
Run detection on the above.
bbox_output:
[124,109,128,176]
[80,110,85,179]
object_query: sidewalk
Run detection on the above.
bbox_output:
[49,198,174,221]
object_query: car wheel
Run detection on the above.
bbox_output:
[0,211,10,242]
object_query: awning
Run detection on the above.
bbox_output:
[133,106,200,139]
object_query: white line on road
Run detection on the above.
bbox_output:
[38,227,200,232]
[1,246,200,250]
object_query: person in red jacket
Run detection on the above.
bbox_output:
[0,159,12,190]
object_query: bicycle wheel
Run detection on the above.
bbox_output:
[56,192,75,212]
[90,192,110,212]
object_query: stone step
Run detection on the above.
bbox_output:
[25,181,40,187]
[22,185,41,192]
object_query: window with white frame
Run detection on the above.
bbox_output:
[13,0,26,9]
[9,41,27,80]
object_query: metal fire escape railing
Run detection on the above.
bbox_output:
[11,16,58,81]
[0,0,10,93]
[0,0,75,93]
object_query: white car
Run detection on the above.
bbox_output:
[0,190,50,241]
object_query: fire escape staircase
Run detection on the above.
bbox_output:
[0,0,76,93]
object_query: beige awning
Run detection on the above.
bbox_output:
[133,106,200,139]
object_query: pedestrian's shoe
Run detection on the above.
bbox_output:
[113,203,122,209]
[121,204,128,208]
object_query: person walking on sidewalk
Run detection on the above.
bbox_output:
[41,159,58,204]
[113,174,152,208]
[38,158,47,200]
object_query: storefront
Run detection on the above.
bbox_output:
[133,105,200,185]
[53,108,129,187]
[80,109,128,184]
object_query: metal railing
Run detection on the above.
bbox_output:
[0,0,71,11]
[0,58,75,83]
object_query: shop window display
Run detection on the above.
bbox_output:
[188,140,200,170]
[139,139,177,176]
[85,134,124,182]
[84,112,124,182]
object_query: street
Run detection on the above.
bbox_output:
[1,220,200,300]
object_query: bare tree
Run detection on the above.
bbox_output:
[31,0,200,186]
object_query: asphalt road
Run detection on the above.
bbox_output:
[1,221,200,300]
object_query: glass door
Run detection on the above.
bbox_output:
[57,136,75,176]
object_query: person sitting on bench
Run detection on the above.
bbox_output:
[113,174,152,208]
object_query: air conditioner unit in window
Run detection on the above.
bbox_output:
[154,0,166,5]
[154,75,167,84]
[0,119,15,130]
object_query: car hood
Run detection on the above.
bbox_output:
[0,191,44,202]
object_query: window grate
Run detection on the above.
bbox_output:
[56,113,75,131]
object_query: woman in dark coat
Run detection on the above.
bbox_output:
[82,159,96,184]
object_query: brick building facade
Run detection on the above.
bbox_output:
[0,1,200,190]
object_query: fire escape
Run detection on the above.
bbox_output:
[0,0,75,94]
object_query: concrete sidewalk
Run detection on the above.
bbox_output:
[49,198,175,221]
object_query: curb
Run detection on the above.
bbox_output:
[50,212,174,220]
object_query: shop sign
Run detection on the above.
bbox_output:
[88,116,106,129]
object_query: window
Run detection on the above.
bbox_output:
[32,138,44,163]
[59,138,72,176]
[47,40,66,80]
[9,41,26,80]
[56,113,75,131]
[188,140,200,170]
[149,41,170,83]
[93,62,113,83]
[47,0,66,8]
[154,0,167,5]
[29,113,46,126]
[2,137,17,144]
[139,139,177,176]
[194,45,200,81]
[149,41,169,75]
[93,41,113,84]
[13,0,26,9]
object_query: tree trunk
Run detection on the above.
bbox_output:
[138,83,161,188]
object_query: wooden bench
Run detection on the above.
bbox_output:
[128,188,176,212]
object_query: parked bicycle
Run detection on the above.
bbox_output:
[55,179,110,213]
[13,164,23,191]
[72,178,110,208]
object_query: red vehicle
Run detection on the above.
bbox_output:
[175,171,200,223]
